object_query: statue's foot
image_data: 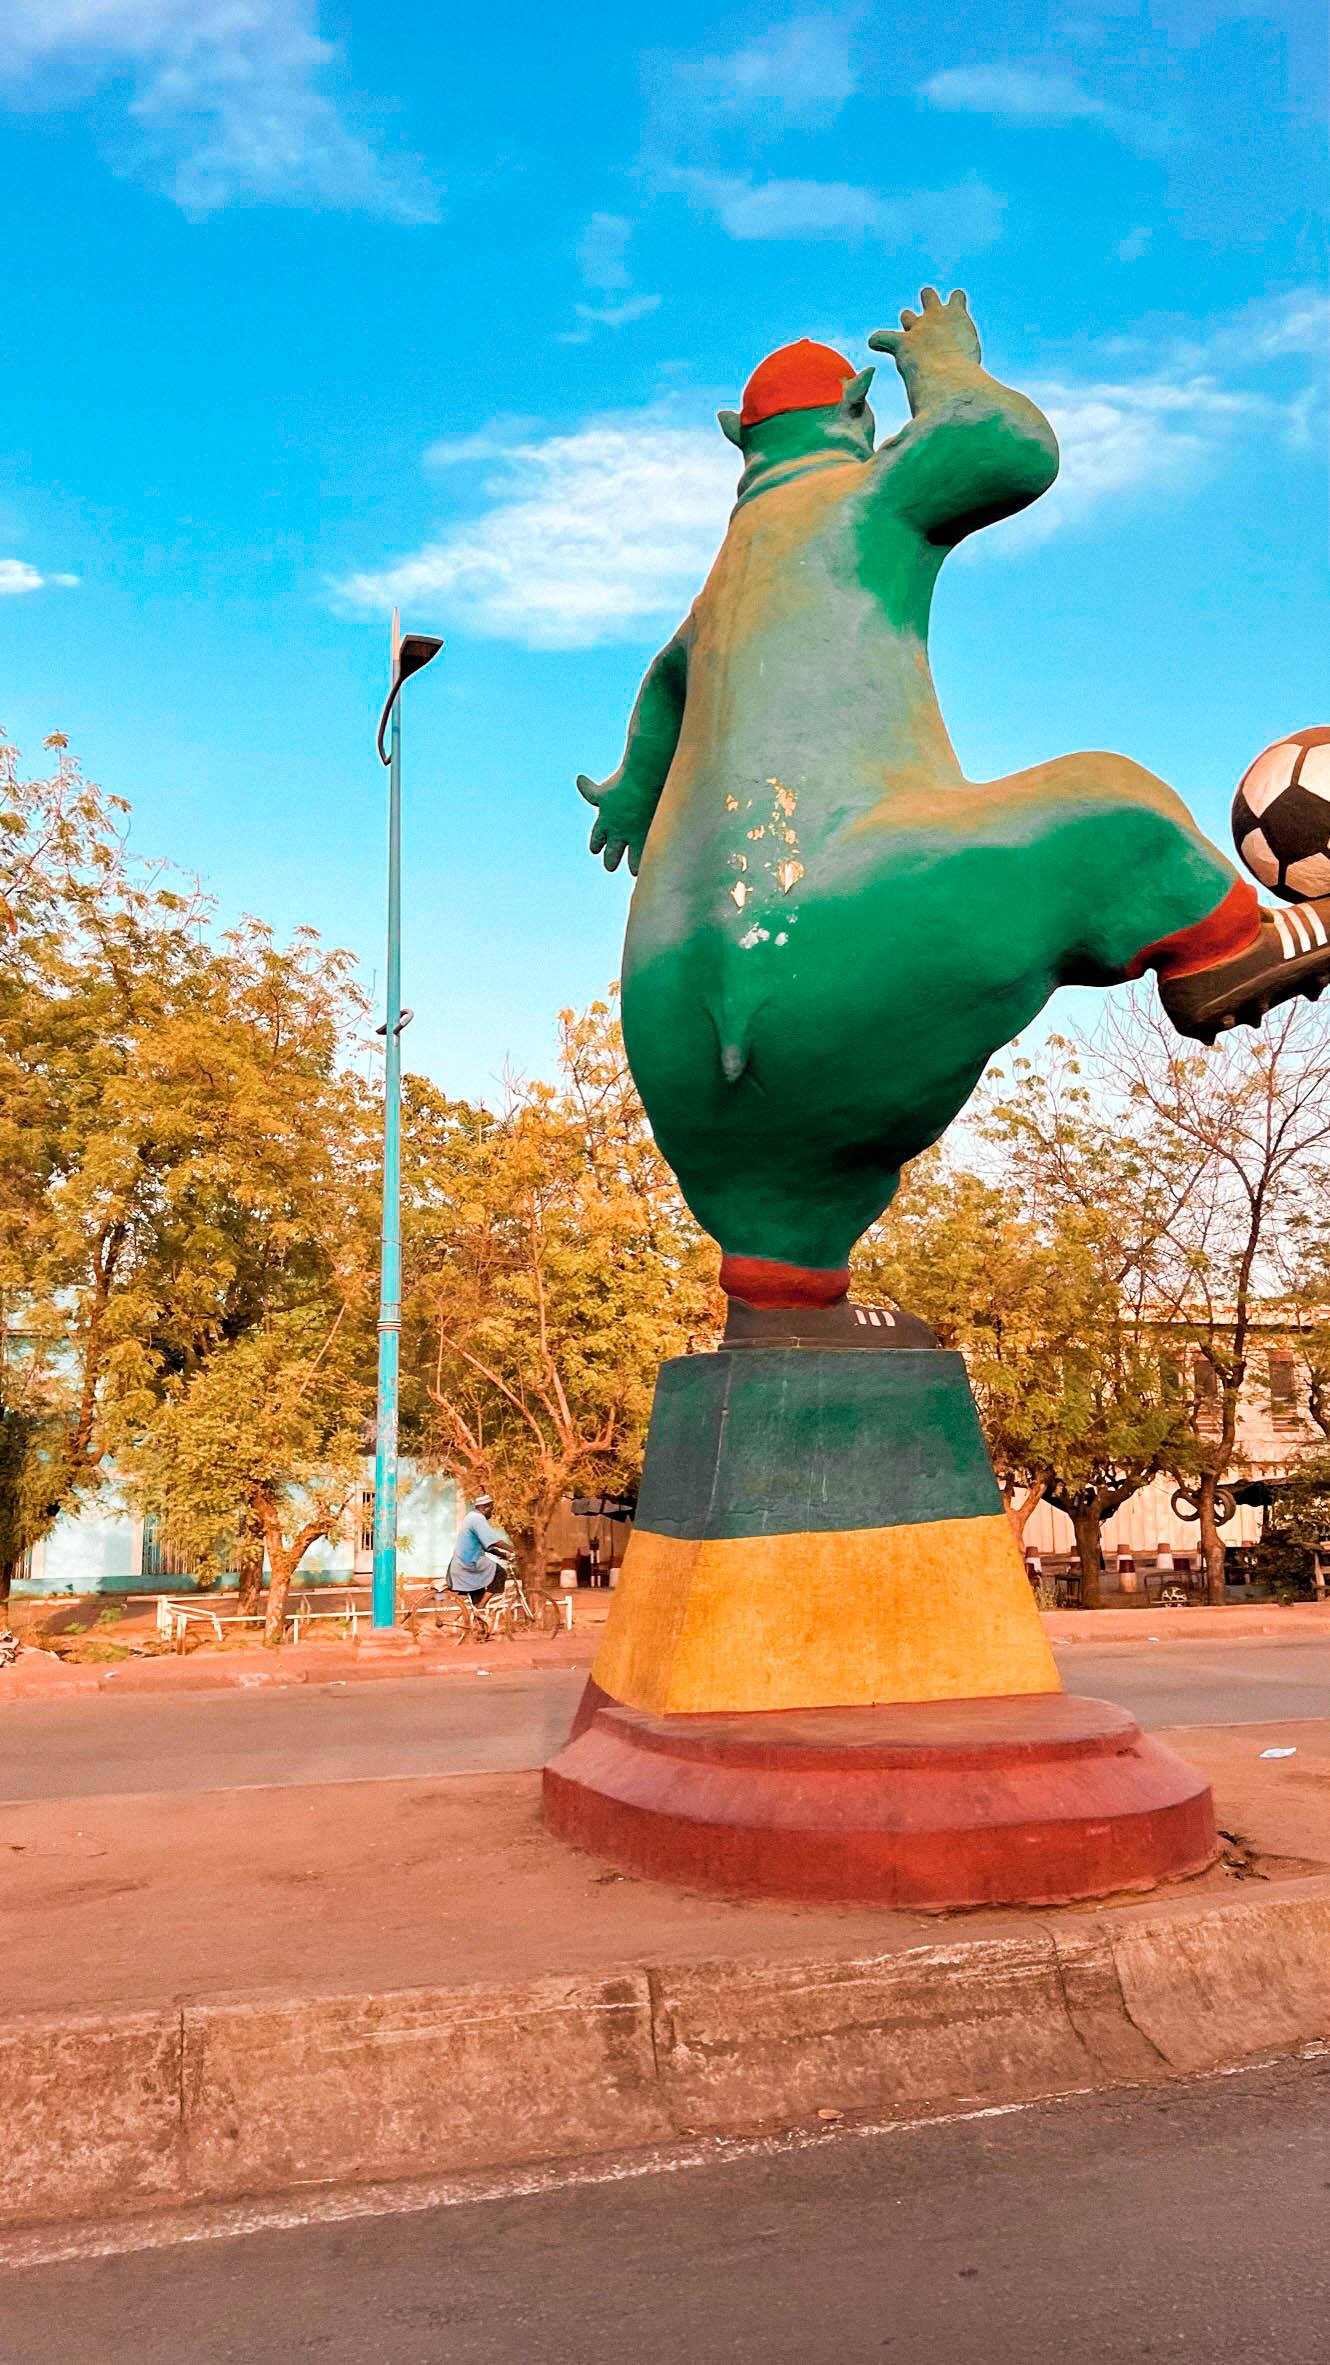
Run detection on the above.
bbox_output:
[723,1296,939,1351]
[1160,901,1330,1043]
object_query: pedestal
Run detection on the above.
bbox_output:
[543,1348,1218,1906]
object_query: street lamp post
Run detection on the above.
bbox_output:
[371,610,444,1630]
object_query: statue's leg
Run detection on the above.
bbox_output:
[982,750,1259,990]
[999,751,1330,1038]
[621,952,911,1304]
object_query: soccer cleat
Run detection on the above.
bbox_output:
[1159,899,1330,1044]
[722,1295,939,1351]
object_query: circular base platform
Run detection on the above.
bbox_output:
[543,1683,1219,1909]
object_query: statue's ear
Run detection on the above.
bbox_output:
[840,366,875,413]
[717,408,744,448]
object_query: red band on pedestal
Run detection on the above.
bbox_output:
[1126,878,1261,982]
[546,1683,1218,1909]
[720,1255,850,1309]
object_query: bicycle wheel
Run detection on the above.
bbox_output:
[537,1598,562,1637]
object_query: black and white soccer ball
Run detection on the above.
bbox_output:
[1232,727,1330,903]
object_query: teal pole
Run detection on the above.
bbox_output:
[371,680,403,1628]
[370,613,443,1629]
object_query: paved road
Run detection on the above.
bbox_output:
[3,2054,1326,2362]
[0,1639,1323,1801]
[0,1668,588,1801]
[1051,1634,1329,1727]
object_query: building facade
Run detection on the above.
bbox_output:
[14,1464,461,1598]
[1023,1331,1321,1558]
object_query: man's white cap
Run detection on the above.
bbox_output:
[475,1492,494,1508]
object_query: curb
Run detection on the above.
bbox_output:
[4,1874,1327,2234]
[0,1637,598,1701]
[1042,1605,1330,1641]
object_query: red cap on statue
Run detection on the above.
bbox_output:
[739,339,857,427]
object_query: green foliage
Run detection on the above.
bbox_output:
[0,735,376,1624]
[1243,1459,1330,1601]
[403,996,721,1569]
[116,1307,371,1611]
[10,726,1330,1636]
[854,1139,1188,1601]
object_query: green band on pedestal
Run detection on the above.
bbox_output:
[633,1349,1001,1541]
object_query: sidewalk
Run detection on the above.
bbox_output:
[2,1717,1327,2233]
[0,1625,600,1699]
[3,1598,1325,1702]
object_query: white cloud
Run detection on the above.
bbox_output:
[917,63,1155,149]
[676,170,1004,252]
[992,373,1307,550]
[1116,225,1152,263]
[0,559,79,592]
[920,64,1108,122]
[1245,288,1328,361]
[338,298,1325,646]
[0,559,46,595]
[680,15,858,127]
[335,420,737,650]
[424,426,541,470]
[577,212,633,293]
[575,295,662,328]
[0,0,435,218]
[681,172,874,239]
[568,209,659,337]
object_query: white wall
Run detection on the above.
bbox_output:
[1023,1473,1264,1557]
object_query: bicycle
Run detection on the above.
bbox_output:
[483,1570,563,1641]
[409,1581,492,1646]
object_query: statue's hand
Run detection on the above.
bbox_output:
[577,771,652,875]
[869,286,981,390]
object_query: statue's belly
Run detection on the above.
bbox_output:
[623,780,1104,1179]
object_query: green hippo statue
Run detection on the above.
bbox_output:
[578,286,1330,1311]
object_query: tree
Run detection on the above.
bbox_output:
[1001,999,1330,1603]
[405,998,720,1578]
[1241,1454,1330,1600]
[1,733,379,1626]
[854,1145,1186,1606]
[0,730,184,1600]
[94,920,380,1630]
[0,1379,70,1607]
[115,1306,371,1642]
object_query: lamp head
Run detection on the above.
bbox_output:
[377,610,445,762]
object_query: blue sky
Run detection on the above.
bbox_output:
[1,0,1325,1099]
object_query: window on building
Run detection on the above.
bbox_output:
[358,1489,375,1556]
[1268,1352,1299,1430]
[140,1518,198,1582]
[1191,1353,1221,1430]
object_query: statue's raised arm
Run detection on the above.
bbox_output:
[866,286,1059,546]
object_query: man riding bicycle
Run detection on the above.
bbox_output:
[447,1494,512,1603]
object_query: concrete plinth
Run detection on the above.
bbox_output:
[542,1344,1220,1905]
[544,1682,1218,1908]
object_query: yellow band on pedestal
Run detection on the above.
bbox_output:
[592,1514,1060,1717]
